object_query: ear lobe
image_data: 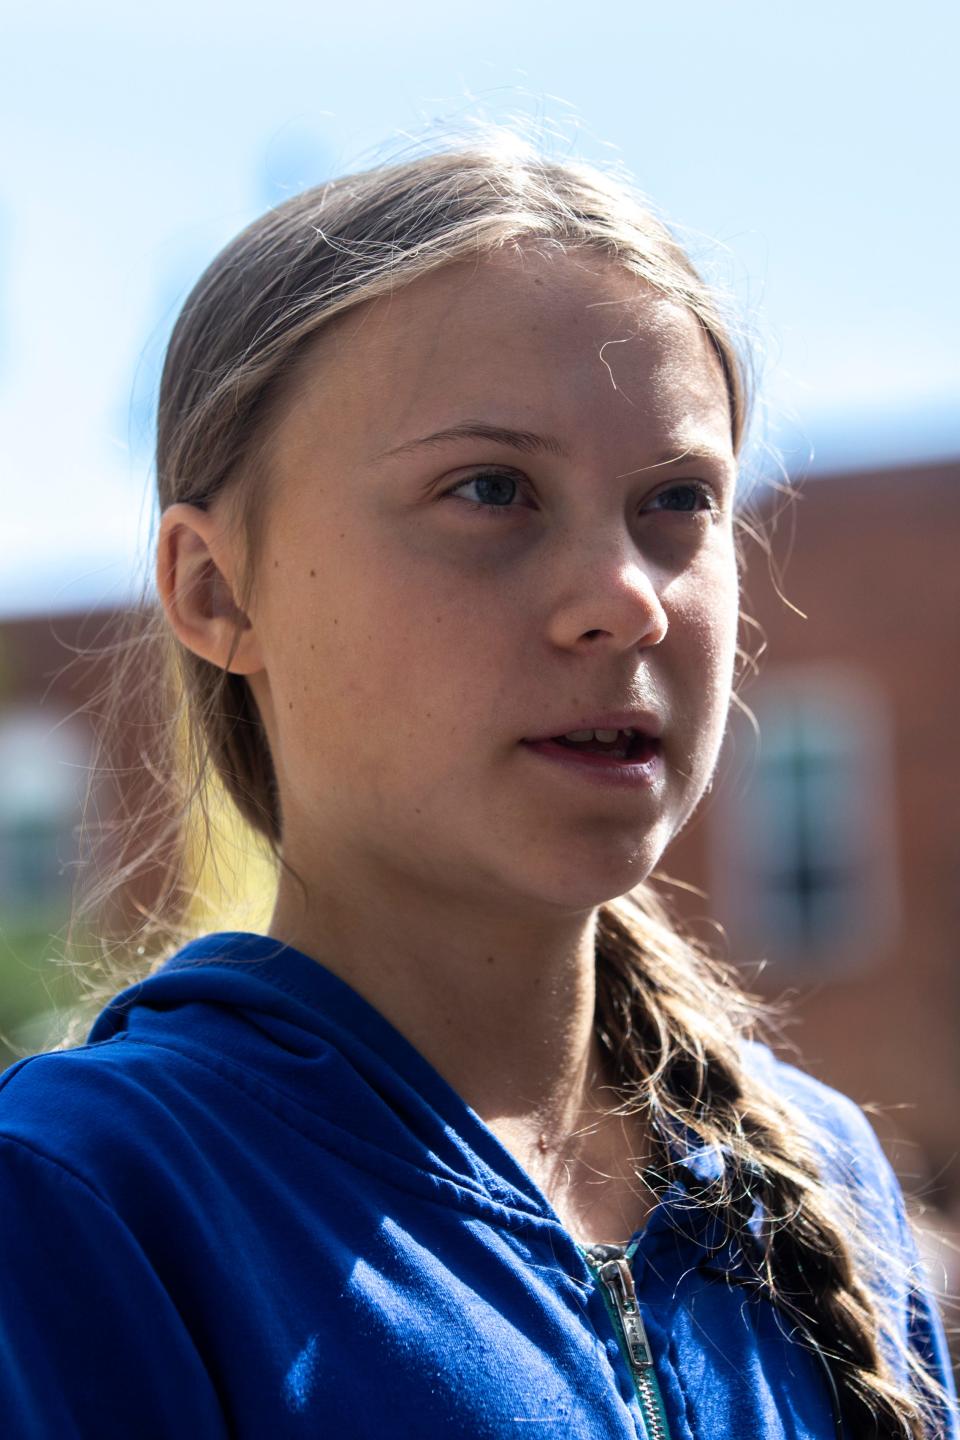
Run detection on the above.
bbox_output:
[156,503,265,676]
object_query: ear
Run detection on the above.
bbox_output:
[156,503,265,676]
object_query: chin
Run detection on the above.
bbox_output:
[515,838,667,917]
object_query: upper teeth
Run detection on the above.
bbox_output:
[562,728,634,742]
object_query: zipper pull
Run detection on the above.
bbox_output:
[597,1257,653,1369]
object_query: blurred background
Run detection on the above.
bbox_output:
[2,0,958,1320]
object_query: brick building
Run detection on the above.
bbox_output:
[664,456,960,1266]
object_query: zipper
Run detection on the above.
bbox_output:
[581,1244,673,1440]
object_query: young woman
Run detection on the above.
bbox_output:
[0,139,955,1439]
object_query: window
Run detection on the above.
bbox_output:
[0,706,89,925]
[710,665,900,974]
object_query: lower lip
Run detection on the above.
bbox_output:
[520,738,664,790]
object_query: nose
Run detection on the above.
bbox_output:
[544,539,669,653]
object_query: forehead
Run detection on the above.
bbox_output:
[274,247,733,472]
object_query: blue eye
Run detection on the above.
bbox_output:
[444,472,718,519]
[446,470,524,515]
[647,482,716,514]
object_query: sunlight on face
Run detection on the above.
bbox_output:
[244,247,740,916]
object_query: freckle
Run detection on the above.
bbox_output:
[310,642,315,650]
[339,532,345,539]
[533,976,541,989]
[288,702,293,710]
[333,618,338,626]
[486,955,495,966]
[310,568,316,577]
[274,559,279,568]
[435,615,442,624]
[414,808,421,815]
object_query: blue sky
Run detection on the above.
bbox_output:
[2,0,958,617]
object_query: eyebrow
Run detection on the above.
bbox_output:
[373,422,571,463]
[373,422,733,477]
[614,445,735,478]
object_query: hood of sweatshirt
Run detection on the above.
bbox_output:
[86,930,730,1247]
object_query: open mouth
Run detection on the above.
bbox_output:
[530,728,659,762]
[552,731,641,766]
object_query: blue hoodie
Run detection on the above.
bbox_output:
[0,931,955,1439]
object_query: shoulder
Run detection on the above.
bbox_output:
[741,1041,960,1421]
[739,1038,906,1234]
[0,1034,216,1205]
[741,1037,885,1161]
[0,1047,233,1436]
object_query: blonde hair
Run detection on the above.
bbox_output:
[66,136,947,1436]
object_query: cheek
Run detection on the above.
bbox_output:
[668,550,739,719]
[274,547,506,761]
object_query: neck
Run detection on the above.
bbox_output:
[267,858,601,1135]
[266,846,654,1243]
